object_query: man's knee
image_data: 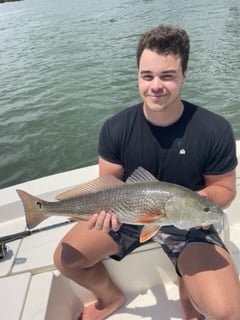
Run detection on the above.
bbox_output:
[209,306,240,320]
[53,241,89,274]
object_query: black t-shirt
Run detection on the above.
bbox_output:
[98,100,237,191]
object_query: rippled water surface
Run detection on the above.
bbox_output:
[0,0,240,188]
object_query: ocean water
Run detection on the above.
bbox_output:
[0,0,240,188]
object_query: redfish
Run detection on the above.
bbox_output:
[17,167,224,243]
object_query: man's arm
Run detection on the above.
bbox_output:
[198,169,236,209]
[98,156,124,179]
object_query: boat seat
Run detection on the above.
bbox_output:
[20,270,183,320]
[0,273,31,320]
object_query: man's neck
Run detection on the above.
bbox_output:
[143,101,184,127]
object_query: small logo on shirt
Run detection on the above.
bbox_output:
[179,149,186,155]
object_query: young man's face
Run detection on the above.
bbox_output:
[138,49,187,116]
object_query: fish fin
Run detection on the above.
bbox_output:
[140,225,160,243]
[56,175,124,200]
[126,167,158,184]
[16,190,48,229]
[134,211,166,224]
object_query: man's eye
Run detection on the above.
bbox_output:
[162,75,173,80]
[142,75,153,81]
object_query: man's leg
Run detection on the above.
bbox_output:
[178,243,240,319]
[54,221,125,320]
[179,277,205,320]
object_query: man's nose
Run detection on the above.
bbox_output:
[151,77,163,90]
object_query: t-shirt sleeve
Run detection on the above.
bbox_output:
[204,120,237,175]
[98,118,122,164]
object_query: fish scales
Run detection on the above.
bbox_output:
[41,182,170,224]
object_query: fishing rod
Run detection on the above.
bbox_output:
[0,219,75,259]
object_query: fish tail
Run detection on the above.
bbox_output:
[16,189,48,229]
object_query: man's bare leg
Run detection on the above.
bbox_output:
[76,262,125,320]
[54,221,125,320]
[179,278,205,320]
[178,243,240,319]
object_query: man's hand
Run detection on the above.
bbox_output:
[197,189,208,199]
[87,211,122,233]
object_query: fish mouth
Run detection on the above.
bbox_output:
[200,223,211,228]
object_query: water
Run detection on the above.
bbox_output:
[0,0,240,189]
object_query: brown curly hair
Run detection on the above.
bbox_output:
[136,24,189,73]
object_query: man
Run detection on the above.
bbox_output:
[54,24,240,319]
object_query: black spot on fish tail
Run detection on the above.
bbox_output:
[16,189,48,229]
[37,201,42,210]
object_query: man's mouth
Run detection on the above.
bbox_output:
[149,93,167,99]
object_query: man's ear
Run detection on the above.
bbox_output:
[182,69,188,83]
[183,68,188,80]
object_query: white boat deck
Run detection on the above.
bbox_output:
[1,146,240,320]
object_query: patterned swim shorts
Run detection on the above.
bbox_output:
[108,224,228,275]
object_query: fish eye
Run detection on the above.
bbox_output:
[37,201,42,209]
[203,207,210,212]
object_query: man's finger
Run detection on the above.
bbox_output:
[87,213,99,230]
